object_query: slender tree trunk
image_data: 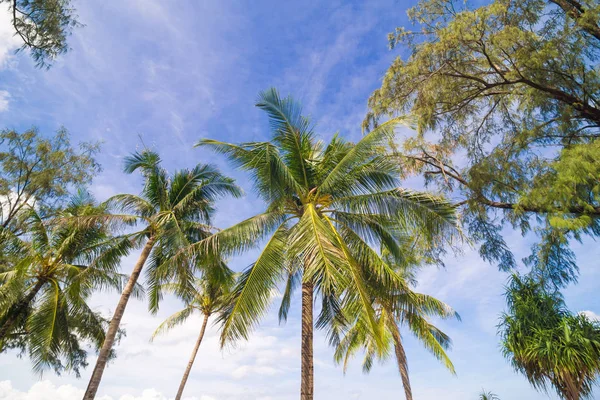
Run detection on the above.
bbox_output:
[391,324,413,400]
[300,281,314,400]
[174,313,210,400]
[83,237,155,400]
[0,278,46,344]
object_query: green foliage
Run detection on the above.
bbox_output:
[1,0,80,68]
[195,88,460,353]
[0,191,132,376]
[500,275,600,399]
[365,0,600,287]
[333,258,459,399]
[0,128,100,234]
[106,149,242,313]
[151,265,235,340]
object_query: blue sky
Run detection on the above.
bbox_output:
[0,1,599,399]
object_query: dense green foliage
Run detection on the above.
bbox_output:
[0,191,132,375]
[1,0,79,67]
[500,275,600,399]
[0,128,100,234]
[366,0,600,287]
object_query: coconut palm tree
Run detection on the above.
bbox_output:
[83,151,241,400]
[151,264,234,400]
[191,88,459,400]
[500,274,600,400]
[333,259,459,400]
[0,191,133,375]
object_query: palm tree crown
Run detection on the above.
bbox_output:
[192,88,459,399]
[83,150,241,400]
[152,265,235,400]
[0,191,132,375]
[152,265,235,340]
[334,257,459,400]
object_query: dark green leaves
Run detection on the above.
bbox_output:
[500,274,600,399]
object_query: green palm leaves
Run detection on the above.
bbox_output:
[0,191,132,375]
[151,268,235,400]
[152,266,235,340]
[1,89,461,399]
[333,255,459,400]
[83,150,241,400]
[197,88,460,398]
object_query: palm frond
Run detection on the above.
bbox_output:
[151,305,196,340]
[218,224,288,347]
[255,88,315,189]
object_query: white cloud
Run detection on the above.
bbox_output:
[231,365,281,379]
[579,310,600,321]
[0,90,9,111]
[0,381,206,400]
[0,4,20,68]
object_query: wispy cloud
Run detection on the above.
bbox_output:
[0,5,20,69]
[0,1,595,399]
[0,90,10,112]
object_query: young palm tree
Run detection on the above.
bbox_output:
[334,261,459,400]
[151,264,234,400]
[191,88,459,399]
[500,274,600,400]
[0,191,133,375]
[83,151,241,400]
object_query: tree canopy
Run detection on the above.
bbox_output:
[0,128,100,235]
[500,275,600,399]
[1,0,80,68]
[365,0,600,287]
[0,191,132,376]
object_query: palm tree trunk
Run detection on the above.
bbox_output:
[0,278,46,344]
[300,281,314,400]
[174,313,210,400]
[83,237,156,400]
[391,323,413,400]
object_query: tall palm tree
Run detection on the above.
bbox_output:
[0,191,133,375]
[191,88,459,400]
[500,274,600,400]
[83,151,241,400]
[151,264,234,400]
